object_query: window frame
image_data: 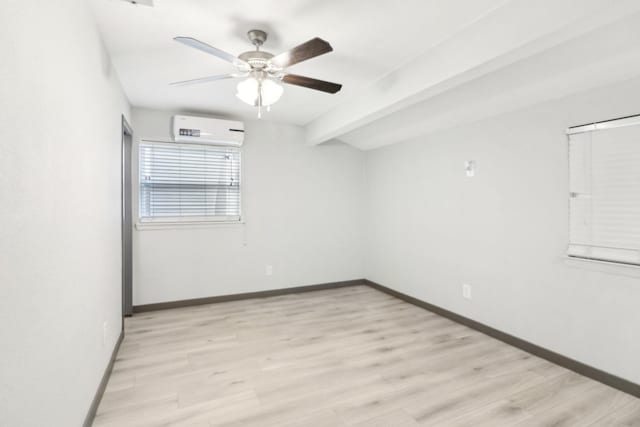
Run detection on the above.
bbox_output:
[566,114,640,267]
[135,138,243,227]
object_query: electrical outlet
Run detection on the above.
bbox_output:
[103,321,108,347]
[462,284,472,299]
[265,265,273,276]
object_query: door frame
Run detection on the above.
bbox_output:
[121,115,134,320]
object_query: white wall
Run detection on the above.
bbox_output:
[364,76,640,384]
[0,1,130,426]
[131,108,365,305]
[1,6,637,424]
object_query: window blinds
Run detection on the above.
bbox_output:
[567,116,640,265]
[139,142,241,221]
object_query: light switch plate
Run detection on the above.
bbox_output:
[465,160,475,177]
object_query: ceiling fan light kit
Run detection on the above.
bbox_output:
[172,29,342,118]
[236,73,284,111]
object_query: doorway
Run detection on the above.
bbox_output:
[122,116,133,317]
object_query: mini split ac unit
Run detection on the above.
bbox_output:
[172,115,244,146]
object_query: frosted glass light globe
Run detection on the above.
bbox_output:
[235,77,283,107]
[236,77,259,106]
[260,79,284,106]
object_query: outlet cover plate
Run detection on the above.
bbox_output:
[462,284,472,299]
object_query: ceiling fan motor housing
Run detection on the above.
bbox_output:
[239,50,274,70]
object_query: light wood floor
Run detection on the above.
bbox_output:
[94,285,640,427]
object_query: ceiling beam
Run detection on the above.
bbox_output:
[340,12,640,150]
[304,0,640,146]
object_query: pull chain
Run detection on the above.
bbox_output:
[257,80,263,119]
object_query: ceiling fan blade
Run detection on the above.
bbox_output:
[269,38,333,69]
[281,74,342,94]
[174,37,249,69]
[170,73,241,87]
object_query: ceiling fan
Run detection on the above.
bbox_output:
[171,30,342,117]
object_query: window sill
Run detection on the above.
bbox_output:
[564,256,640,278]
[135,220,245,231]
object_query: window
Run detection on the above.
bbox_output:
[139,141,241,222]
[567,115,640,265]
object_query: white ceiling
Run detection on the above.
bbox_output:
[89,0,505,124]
[91,0,640,150]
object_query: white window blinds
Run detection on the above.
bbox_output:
[139,142,241,222]
[567,116,640,265]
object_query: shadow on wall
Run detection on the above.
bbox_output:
[99,40,113,79]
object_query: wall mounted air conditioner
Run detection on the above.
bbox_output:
[172,115,244,146]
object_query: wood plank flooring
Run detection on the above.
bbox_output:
[93,285,640,426]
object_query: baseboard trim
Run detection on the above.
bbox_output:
[83,329,124,427]
[364,279,640,399]
[133,279,366,313]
